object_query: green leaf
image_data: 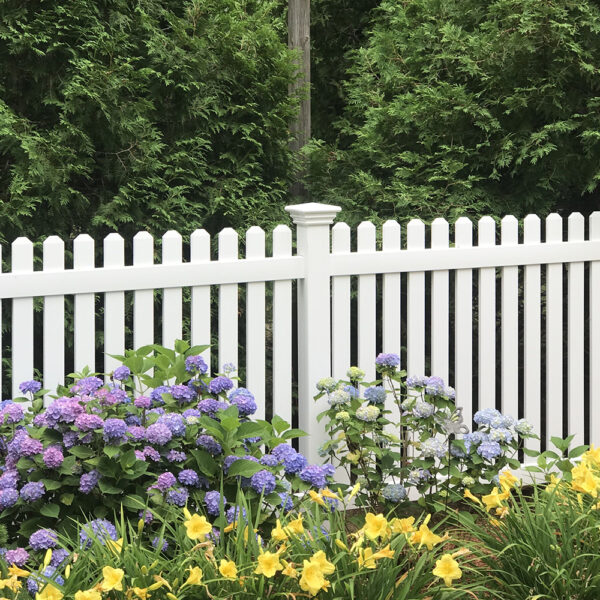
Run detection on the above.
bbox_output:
[281,428,308,440]
[120,449,138,470]
[40,503,60,518]
[227,459,264,478]
[271,415,289,435]
[121,495,146,510]
[103,446,120,459]
[41,479,63,491]
[60,493,74,506]
[69,446,95,459]
[190,449,218,477]
[237,422,267,440]
[98,480,123,494]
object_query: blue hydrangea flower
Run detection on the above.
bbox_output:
[420,437,445,458]
[157,413,186,436]
[0,470,19,490]
[381,483,407,503]
[79,470,101,494]
[170,384,196,403]
[444,386,456,399]
[185,355,208,375]
[491,414,515,429]
[515,418,534,435]
[19,380,42,395]
[406,375,427,388]
[113,366,131,381]
[150,386,170,405]
[204,490,225,515]
[49,549,69,568]
[299,465,330,489]
[425,376,445,396]
[477,440,503,461]
[281,451,308,475]
[155,472,177,491]
[375,353,400,368]
[70,376,103,396]
[343,385,359,398]
[208,376,234,395]
[0,488,18,509]
[364,386,386,404]
[226,506,247,524]
[260,454,279,467]
[166,487,188,506]
[196,435,222,456]
[145,423,172,445]
[413,399,435,418]
[250,470,276,495]
[152,537,169,552]
[271,444,295,460]
[20,482,45,502]
[279,492,293,512]
[462,431,488,453]
[29,529,58,550]
[79,519,118,548]
[474,408,502,426]
[27,567,64,595]
[178,469,200,487]
[489,428,513,443]
[197,398,228,418]
[228,388,257,417]
[102,418,128,443]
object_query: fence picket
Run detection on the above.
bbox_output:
[11,238,34,398]
[272,225,292,425]
[104,233,125,378]
[246,227,266,418]
[190,230,211,364]
[478,217,496,412]
[332,223,351,379]
[591,212,600,447]
[43,237,65,399]
[133,232,154,351]
[455,218,473,425]
[523,215,541,453]
[431,219,449,382]
[568,213,585,446]
[73,235,95,373]
[501,216,519,420]
[407,220,426,381]
[546,214,563,445]
[358,222,377,381]
[218,229,239,380]
[162,231,183,350]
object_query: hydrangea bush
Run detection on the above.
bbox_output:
[0,341,334,545]
[316,354,537,508]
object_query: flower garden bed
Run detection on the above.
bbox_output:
[0,342,598,599]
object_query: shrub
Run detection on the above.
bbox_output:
[0,341,333,545]
[316,355,536,508]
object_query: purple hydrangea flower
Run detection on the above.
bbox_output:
[157,413,186,436]
[299,465,330,489]
[178,469,200,487]
[143,446,161,461]
[80,519,118,548]
[2,403,24,425]
[250,470,276,495]
[20,482,45,502]
[166,487,188,506]
[279,492,294,512]
[0,488,18,509]
[19,436,44,457]
[196,435,222,456]
[425,376,445,396]
[103,418,128,443]
[152,537,169,552]
[226,506,247,524]
[134,396,152,409]
[74,413,104,432]
[0,470,19,490]
[170,385,196,403]
[70,376,103,396]
[150,386,170,405]
[29,529,58,550]
[271,444,296,460]
[364,386,386,404]
[477,440,503,461]
[375,353,400,368]
[113,366,131,381]
[282,451,308,475]
[19,380,42,395]
[260,454,279,467]
[145,423,172,445]
[343,385,360,398]
[79,470,100,494]
[135,450,146,461]
[208,376,234,395]
[166,450,186,462]
[228,388,257,417]
[125,426,145,441]
[32,414,47,427]
[43,447,64,469]
[406,375,427,388]
[185,355,208,375]
[4,547,29,567]
[139,509,154,524]
[125,414,142,427]
[63,431,79,449]
[204,490,224,515]
[223,455,241,473]
[197,398,228,419]
[49,549,69,568]
[155,472,177,491]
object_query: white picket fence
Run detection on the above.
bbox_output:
[1,202,599,464]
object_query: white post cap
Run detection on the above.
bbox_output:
[285,202,341,225]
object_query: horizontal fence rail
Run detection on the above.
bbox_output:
[1,203,599,464]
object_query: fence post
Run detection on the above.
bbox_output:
[285,202,341,464]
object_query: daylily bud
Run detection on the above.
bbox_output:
[43,549,52,568]
[138,519,144,534]
[65,565,71,579]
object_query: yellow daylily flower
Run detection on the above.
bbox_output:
[101,566,124,592]
[463,489,482,505]
[285,515,304,536]
[357,547,377,569]
[372,544,395,560]
[107,538,123,554]
[482,487,510,512]
[498,470,520,492]
[7,566,29,578]
[308,490,326,507]
[432,554,462,587]
[184,514,212,540]
[131,588,150,600]
[571,463,599,497]
[348,482,361,499]
[0,578,20,593]
[363,513,389,540]
[43,550,53,568]
[219,560,237,580]
[281,560,298,579]
[74,590,101,600]
[182,567,203,587]
[254,551,283,578]
[36,584,63,600]
[299,560,329,597]
[271,519,289,542]
[583,444,600,467]
[495,506,509,519]
[390,516,416,534]
[410,516,446,550]
[334,538,349,551]
[309,551,334,575]
[321,488,340,500]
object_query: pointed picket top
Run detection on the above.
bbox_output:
[190,229,211,261]
[501,215,519,244]
[218,228,239,260]
[431,218,449,248]
[103,232,125,267]
[162,230,182,264]
[523,214,541,243]
[332,222,351,253]
[568,212,585,239]
[591,212,600,238]
[43,236,64,269]
[455,217,473,246]
[357,221,376,251]
[273,224,292,255]
[11,237,33,271]
[73,234,94,268]
[407,218,425,247]
[246,226,265,258]
[478,216,496,246]
[133,231,154,264]
[382,220,401,250]
[546,213,563,242]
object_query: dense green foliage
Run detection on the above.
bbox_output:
[307,0,600,227]
[0,0,299,244]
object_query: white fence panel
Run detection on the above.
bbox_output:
[331,222,351,380]
[190,229,211,364]
[407,220,425,380]
[431,218,449,382]
[104,233,125,378]
[357,222,377,382]
[74,235,96,373]
[133,232,154,351]
[162,231,183,350]
[218,229,239,380]
[591,212,600,444]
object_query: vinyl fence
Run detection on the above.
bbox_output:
[1,202,599,464]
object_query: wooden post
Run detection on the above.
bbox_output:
[288,0,310,200]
